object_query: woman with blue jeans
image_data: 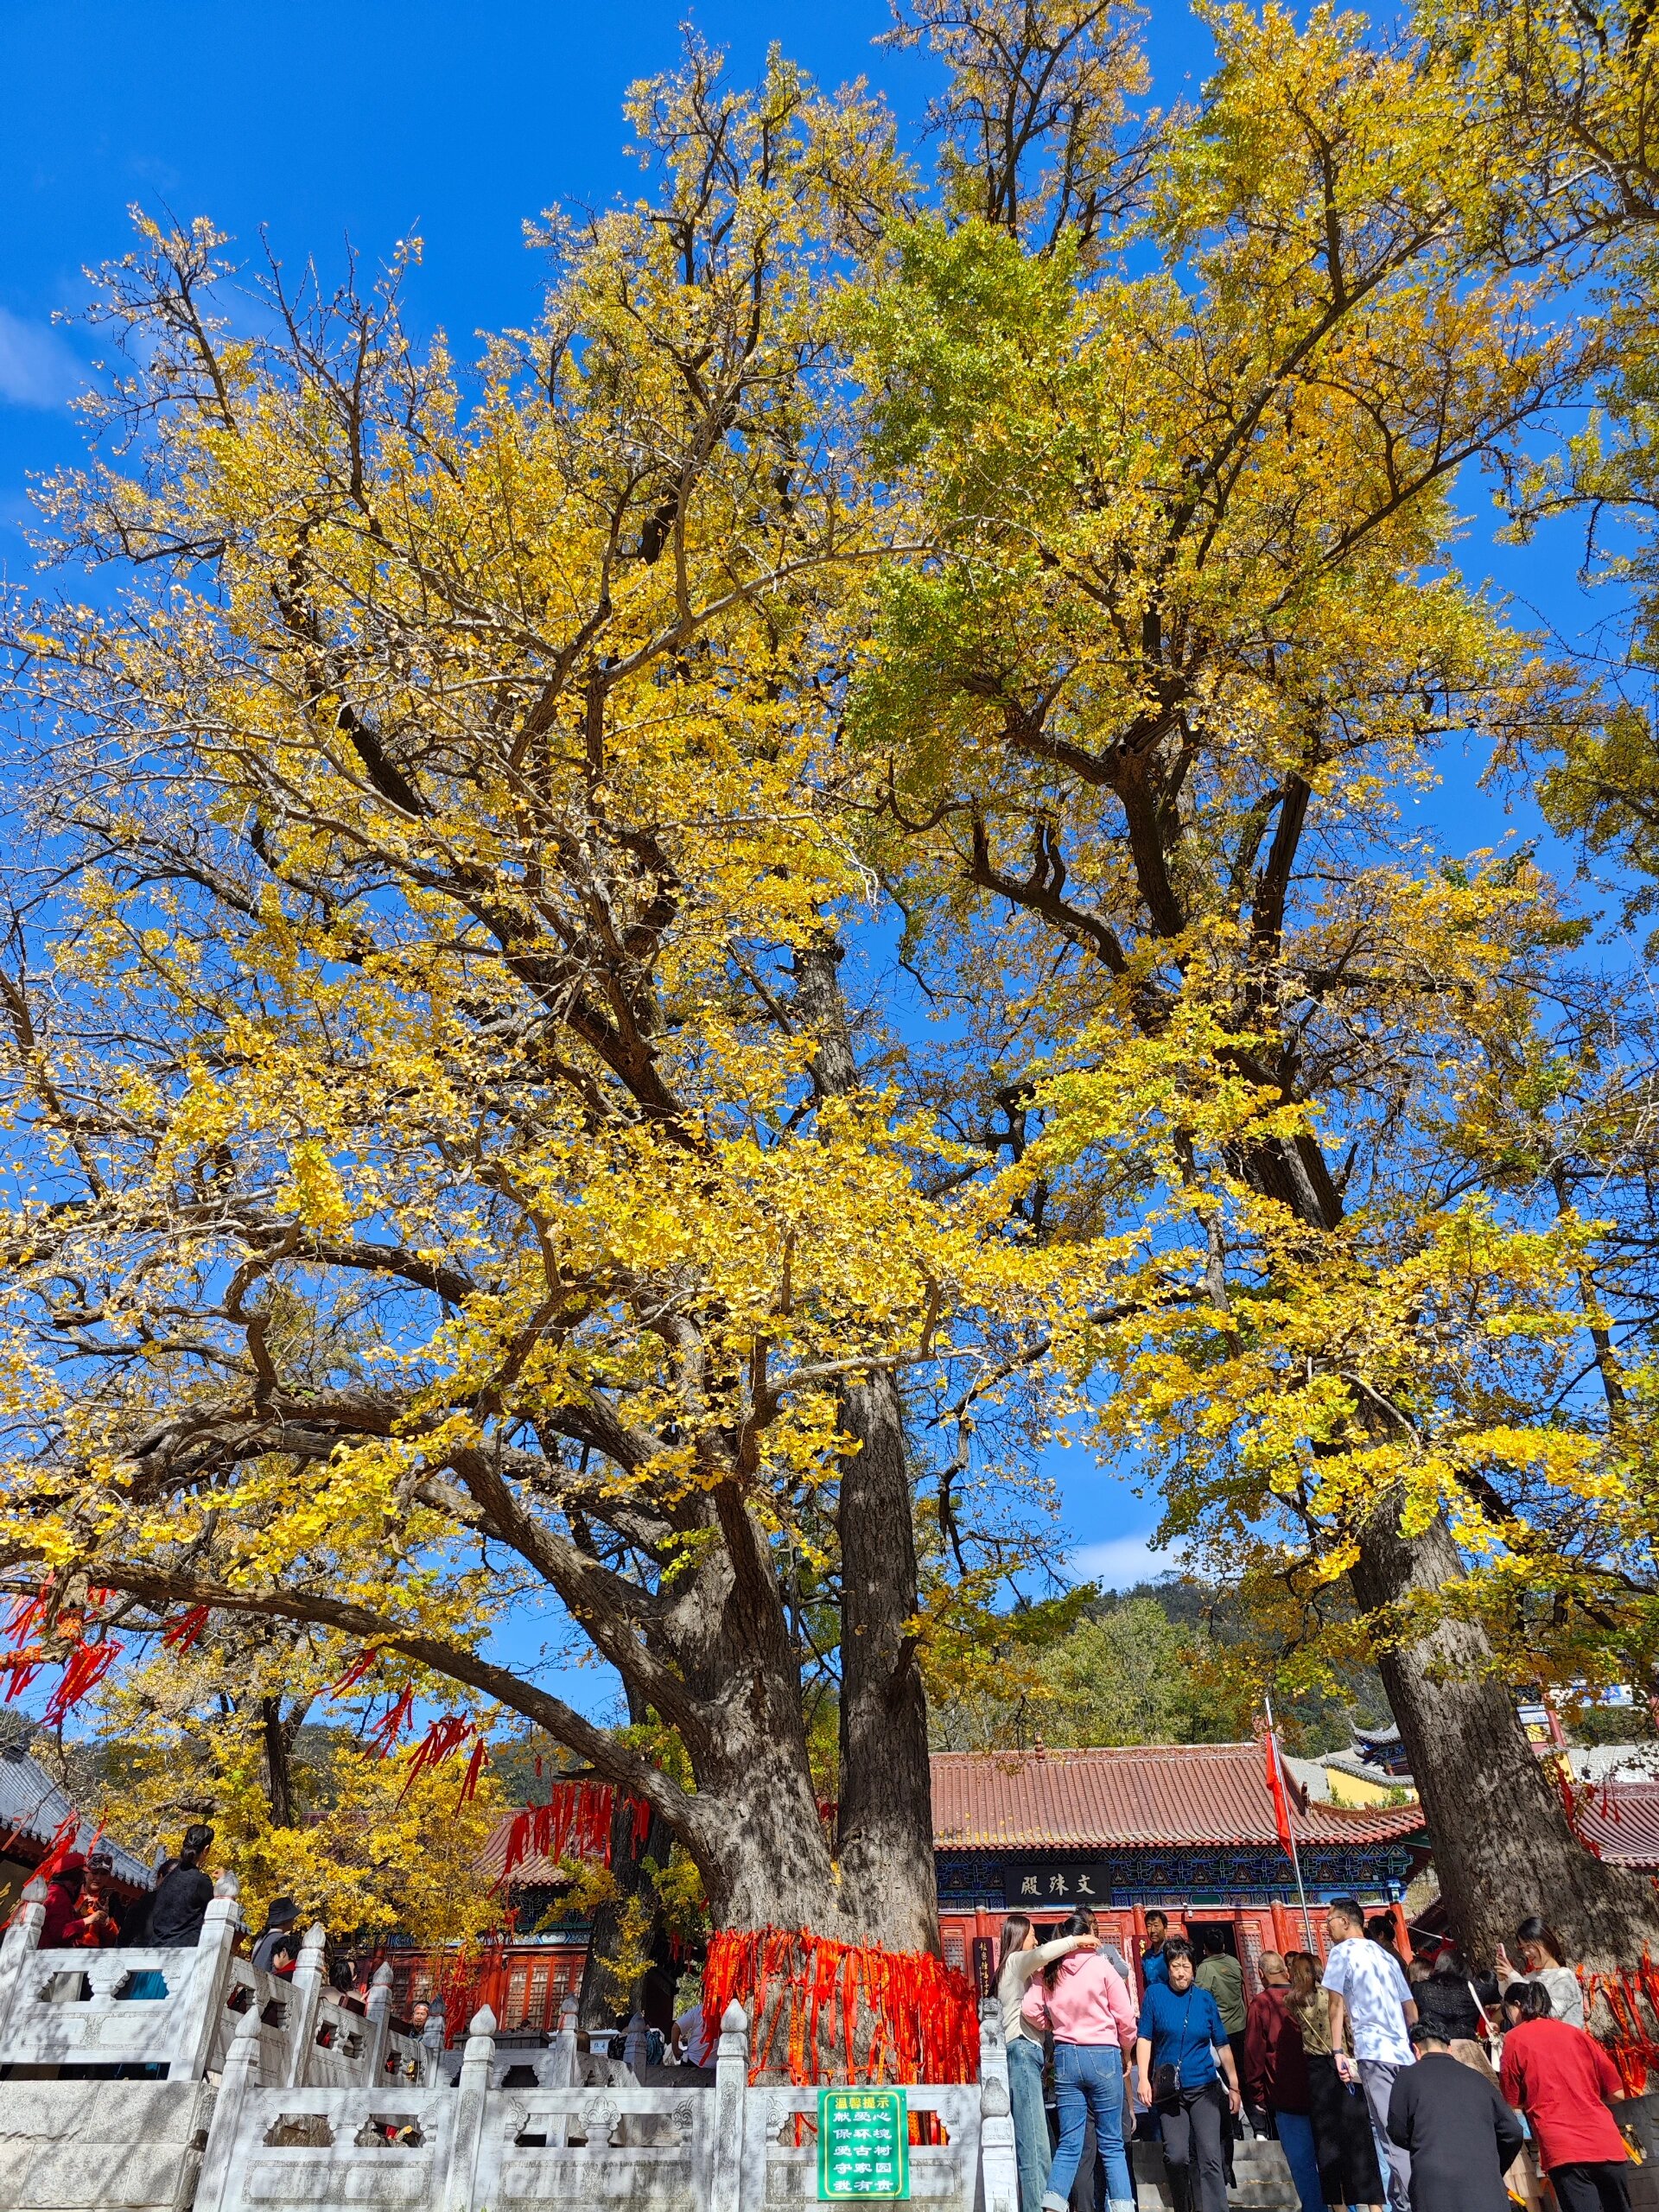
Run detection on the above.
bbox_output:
[1020,1909,1138,2212]
[1245,1951,1325,2212]
[996,1912,1096,2212]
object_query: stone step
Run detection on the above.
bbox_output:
[1129,2133,1300,2210]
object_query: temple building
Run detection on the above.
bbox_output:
[930,1741,1427,1990]
[454,1738,1429,2033]
[0,1738,151,1910]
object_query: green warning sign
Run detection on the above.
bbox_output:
[817,2087,910,2200]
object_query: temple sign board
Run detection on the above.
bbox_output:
[1001,1862,1109,1908]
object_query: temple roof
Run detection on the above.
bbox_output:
[0,1744,152,1889]
[931,1744,1425,1852]
[1564,1782,1659,1869]
[1350,1721,1404,1746]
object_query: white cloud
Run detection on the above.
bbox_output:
[1066,1530,1179,1592]
[0,308,83,409]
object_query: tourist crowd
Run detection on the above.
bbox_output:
[995,1897,1634,2212]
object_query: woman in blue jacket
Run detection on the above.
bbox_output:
[1134,1938,1243,2212]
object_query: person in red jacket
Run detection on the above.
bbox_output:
[1498,1980,1631,2212]
[39,1853,86,1946]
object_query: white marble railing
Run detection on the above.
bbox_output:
[0,1872,243,2080]
[0,1875,423,2093]
[192,1993,1020,2212]
[0,1872,1020,2212]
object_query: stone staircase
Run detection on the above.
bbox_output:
[1228,2139,1303,2208]
[1129,2134,1300,2211]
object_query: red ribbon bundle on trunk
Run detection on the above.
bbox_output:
[1584,1961,1659,2097]
[702,1926,979,2086]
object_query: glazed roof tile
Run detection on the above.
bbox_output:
[931,1743,1425,1852]
[1569,1783,1659,1869]
[0,1747,152,1887]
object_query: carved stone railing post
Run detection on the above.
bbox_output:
[623,2006,648,2076]
[978,2003,1020,2212]
[169,1870,243,2082]
[977,1994,1012,2102]
[194,2005,261,2212]
[363,1960,393,2084]
[709,1998,748,2212]
[442,2003,497,2212]
[0,1876,47,2049]
[283,1919,328,2088]
[546,1994,579,2093]
[421,2005,447,2087]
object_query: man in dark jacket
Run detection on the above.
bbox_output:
[1387,2024,1525,2212]
[251,1897,301,1976]
[148,1823,215,1948]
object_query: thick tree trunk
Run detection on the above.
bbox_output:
[1352,1506,1659,1967]
[692,1558,940,1952]
[837,1366,940,1957]
[784,934,941,1961]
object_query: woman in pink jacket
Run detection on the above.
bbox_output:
[1021,1908,1139,2212]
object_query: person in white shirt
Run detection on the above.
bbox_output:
[672,2000,716,2069]
[1495,1916,1586,2030]
[1322,1897,1419,2212]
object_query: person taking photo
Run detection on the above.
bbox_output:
[1021,1910,1137,2212]
[995,1910,1098,2212]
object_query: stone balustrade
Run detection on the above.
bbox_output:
[195,1993,1020,2212]
[0,1875,422,2095]
[0,1873,1020,2212]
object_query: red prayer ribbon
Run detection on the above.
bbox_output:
[494,1782,654,1883]
[701,1926,978,2087]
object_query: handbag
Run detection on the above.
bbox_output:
[1152,1992,1196,2106]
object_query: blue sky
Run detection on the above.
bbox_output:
[0,2,1620,1719]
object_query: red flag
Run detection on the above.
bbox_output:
[1263,1725,1296,1855]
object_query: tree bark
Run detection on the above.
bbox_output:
[688,1516,940,1953]
[260,1695,296,1827]
[836,1366,940,1957]
[1351,1505,1659,1967]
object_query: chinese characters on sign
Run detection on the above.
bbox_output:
[817,2088,911,2201]
[1001,1861,1109,1908]
[971,1936,996,1999]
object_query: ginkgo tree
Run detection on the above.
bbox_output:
[8,0,1659,1990]
[0,43,1082,1970]
[848,0,1659,1959]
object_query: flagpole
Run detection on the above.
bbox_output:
[1266,1692,1317,1952]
